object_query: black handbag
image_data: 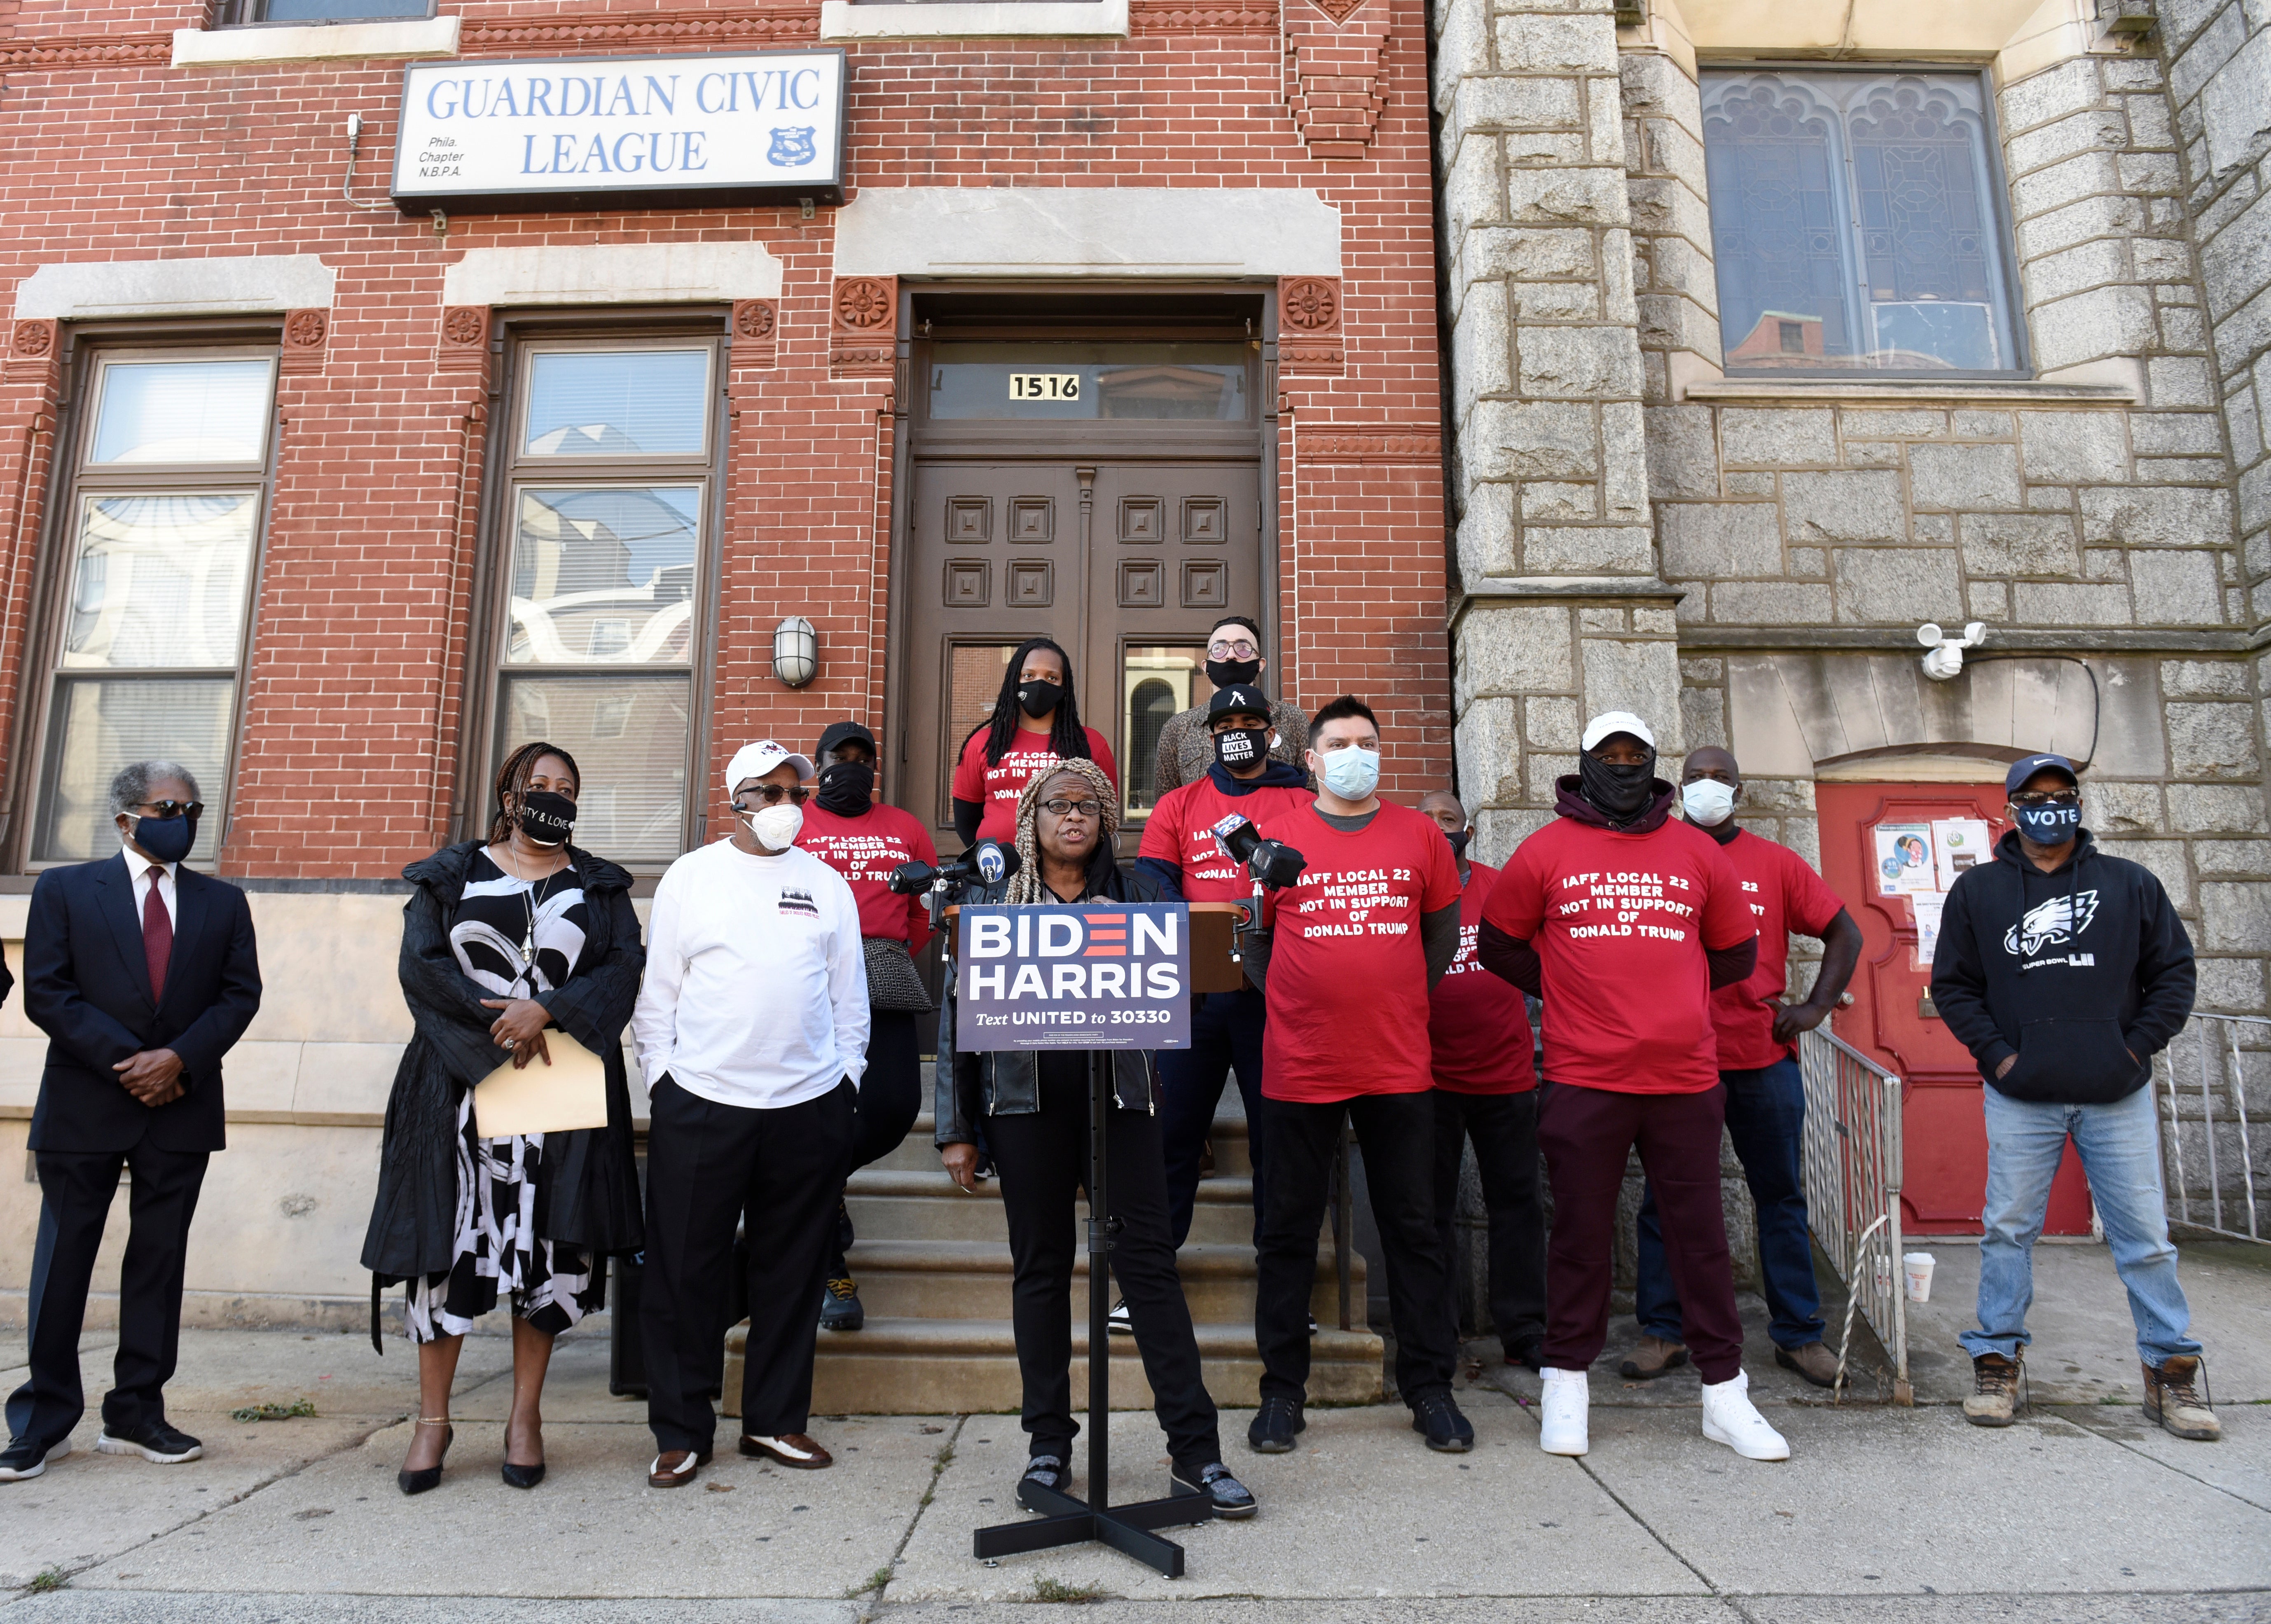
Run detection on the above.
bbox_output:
[862,935,934,1013]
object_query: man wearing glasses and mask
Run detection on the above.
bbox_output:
[1932,753,2211,1441]
[5,762,260,1482]
[1151,615,1309,796]
[632,741,869,1487]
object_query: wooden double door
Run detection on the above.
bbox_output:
[898,456,1264,857]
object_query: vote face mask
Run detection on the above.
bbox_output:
[1680,779,1736,828]
[517,789,577,847]
[131,812,196,864]
[1017,680,1063,720]
[1315,745,1381,801]
[1205,658,1261,688]
[815,760,875,816]
[1214,727,1270,771]
[2012,799,2080,845]
[742,802,804,851]
[1578,750,1658,824]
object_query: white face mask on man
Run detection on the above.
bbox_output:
[1680,779,1736,827]
[741,802,805,851]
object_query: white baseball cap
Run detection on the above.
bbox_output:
[1580,711,1656,752]
[725,739,815,793]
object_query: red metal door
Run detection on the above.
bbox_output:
[1815,782,2092,1236]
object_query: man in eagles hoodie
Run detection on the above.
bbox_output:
[1931,753,2211,1441]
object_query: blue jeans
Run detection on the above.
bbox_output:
[1157,988,1269,1250]
[1635,1057,1825,1350]
[1961,1083,2199,1369]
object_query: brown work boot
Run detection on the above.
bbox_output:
[2142,1356,2221,1442]
[1964,1351,2021,1426]
[1774,1340,1841,1388]
[1618,1335,1690,1380]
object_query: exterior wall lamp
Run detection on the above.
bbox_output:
[773,615,819,688]
[1917,621,1988,682]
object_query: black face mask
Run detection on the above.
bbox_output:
[1445,829,1470,862]
[131,812,196,864]
[517,790,577,846]
[1206,658,1262,689]
[1214,726,1270,772]
[815,759,875,816]
[1017,680,1063,720]
[1578,751,1658,824]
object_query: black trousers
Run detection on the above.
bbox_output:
[6,1143,208,1449]
[833,1009,925,1266]
[1256,1091,1457,1408]
[641,1074,855,1452]
[986,1056,1221,1476]
[1430,1088,1547,1353]
[1156,987,1270,1249]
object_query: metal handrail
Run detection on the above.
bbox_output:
[2158,1013,2269,1244]
[1798,1025,1911,1403]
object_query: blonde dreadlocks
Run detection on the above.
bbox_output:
[1003,758,1120,904]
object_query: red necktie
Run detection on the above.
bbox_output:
[143,865,172,1001]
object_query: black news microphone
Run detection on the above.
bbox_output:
[891,838,1022,897]
[1211,814,1307,890]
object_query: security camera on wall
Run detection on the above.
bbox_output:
[1918,622,1988,682]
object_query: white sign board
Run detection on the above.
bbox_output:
[392,50,846,214]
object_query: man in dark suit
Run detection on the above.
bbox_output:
[2,761,260,1481]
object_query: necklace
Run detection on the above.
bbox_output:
[491,840,564,982]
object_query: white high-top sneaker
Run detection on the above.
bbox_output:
[1538,1366,1590,1456]
[1700,1369,1790,1461]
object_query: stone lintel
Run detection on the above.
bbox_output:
[1683,379,2140,407]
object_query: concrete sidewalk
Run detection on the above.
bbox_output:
[2,1241,2267,1622]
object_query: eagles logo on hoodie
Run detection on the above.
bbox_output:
[2003,890,2099,958]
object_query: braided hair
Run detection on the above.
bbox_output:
[967,636,1092,768]
[1005,758,1120,905]
[486,740,581,845]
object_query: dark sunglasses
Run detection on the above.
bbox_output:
[2009,791,2079,808]
[735,785,813,808]
[133,800,204,820]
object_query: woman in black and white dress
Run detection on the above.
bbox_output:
[363,742,646,1494]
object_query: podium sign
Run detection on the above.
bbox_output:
[955,903,1190,1052]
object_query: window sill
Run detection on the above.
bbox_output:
[818,0,1128,40]
[1681,377,2139,407]
[171,14,458,68]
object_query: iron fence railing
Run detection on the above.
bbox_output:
[2157,1013,2269,1245]
[1798,1025,1911,1403]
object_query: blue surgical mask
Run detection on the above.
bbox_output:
[1317,745,1380,801]
[131,813,196,864]
[2012,800,2080,845]
[1681,779,1736,827]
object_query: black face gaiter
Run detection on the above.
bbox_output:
[1017,680,1063,720]
[815,760,874,816]
[1205,658,1261,689]
[1578,751,1657,825]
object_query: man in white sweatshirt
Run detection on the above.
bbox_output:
[633,739,869,1487]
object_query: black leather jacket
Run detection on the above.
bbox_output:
[933,859,1168,1147]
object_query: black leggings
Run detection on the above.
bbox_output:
[986,1059,1222,1475]
[834,1009,925,1266]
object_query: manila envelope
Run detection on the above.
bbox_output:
[473,1027,609,1137]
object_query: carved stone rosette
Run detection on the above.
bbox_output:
[435,304,493,379]
[278,307,331,376]
[732,299,779,368]
[3,318,59,387]
[1278,275,1345,375]
[830,275,896,378]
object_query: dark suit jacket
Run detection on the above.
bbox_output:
[23,853,262,1154]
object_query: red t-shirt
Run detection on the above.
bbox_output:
[795,802,940,954]
[1256,801,1464,1102]
[1428,861,1537,1095]
[1709,827,1847,1071]
[1137,774,1314,903]
[1482,813,1755,1095]
[950,725,1119,845]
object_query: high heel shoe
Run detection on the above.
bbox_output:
[398,1417,453,1495]
[501,1422,545,1490]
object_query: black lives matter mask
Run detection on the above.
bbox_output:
[1214,727,1270,771]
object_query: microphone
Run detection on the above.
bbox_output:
[1211,814,1306,890]
[888,838,1022,896]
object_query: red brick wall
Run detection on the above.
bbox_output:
[0,0,1446,877]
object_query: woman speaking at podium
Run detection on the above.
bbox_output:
[935,761,1257,1521]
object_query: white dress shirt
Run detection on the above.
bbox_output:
[631,838,870,1112]
[124,842,178,924]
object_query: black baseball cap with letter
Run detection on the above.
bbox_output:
[1207,684,1273,724]
[2004,753,2078,796]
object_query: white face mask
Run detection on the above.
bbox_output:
[1313,744,1381,801]
[1681,779,1737,827]
[742,802,804,852]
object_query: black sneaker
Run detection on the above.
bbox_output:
[1173,1461,1258,1520]
[819,1275,864,1332]
[95,1419,202,1464]
[1247,1396,1305,1453]
[1106,1298,1132,1336]
[0,1435,68,1481]
[1411,1392,1474,1453]
[1020,1453,1069,1495]
[1505,1338,1545,1373]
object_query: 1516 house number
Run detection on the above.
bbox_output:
[1010,373,1080,401]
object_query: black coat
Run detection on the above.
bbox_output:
[23,853,261,1155]
[361,842,647,1299]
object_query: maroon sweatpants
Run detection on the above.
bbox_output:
[1536,1081,1745,1383]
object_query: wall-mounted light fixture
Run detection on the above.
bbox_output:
[1917,621,1987,682]
[773,615,819,688]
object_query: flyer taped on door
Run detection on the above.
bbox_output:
[473,1028,609,1137]
[1911,895,1945,969]
[1873,823,1937,895]
[1932,818,1991,891]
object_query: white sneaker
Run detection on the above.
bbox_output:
[1538,1366,1589,1456]
[1700,1369,1790,1461]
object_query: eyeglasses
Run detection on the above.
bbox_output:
[735,785,813,808]
[1207,639,1259,659]
[1038,798,1104,819]
[133,800,204,820]
[2009,791,2079,809]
